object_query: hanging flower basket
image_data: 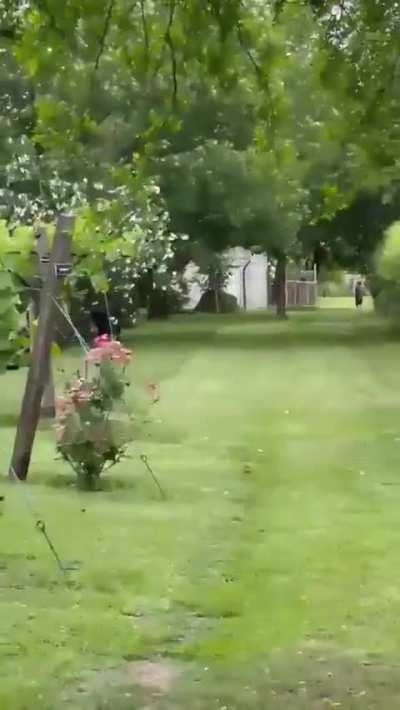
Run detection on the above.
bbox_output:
[55,335,133,489]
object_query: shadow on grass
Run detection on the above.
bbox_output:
[39,471,137,491]
[0,413,19,428]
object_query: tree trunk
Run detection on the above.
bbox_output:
[10,214,74,480]
[275,253,287,319]
[41,367,56,418]
[214,287,220,314]
[28,298,56,418]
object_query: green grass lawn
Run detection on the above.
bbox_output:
[319,295,374,310]
[2,307,400,708]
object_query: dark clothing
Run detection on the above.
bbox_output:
[90,310,121,338]
[355,284,364,307]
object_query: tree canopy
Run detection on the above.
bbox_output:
[0,0,399,320]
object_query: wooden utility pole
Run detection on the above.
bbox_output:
[33,225,56,418]
[9,214,74,481]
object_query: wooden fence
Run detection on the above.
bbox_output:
[286,280,318,307]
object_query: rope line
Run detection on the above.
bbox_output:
[140,454,166,500]
[35,520,66,574]
[103,292,114,340]
[9,466,66,574]
[51,297,90,354]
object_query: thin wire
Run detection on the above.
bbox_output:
[53,298,89,353]
[140,454,166,500]
[9,466,66,574]
[35,520,66,574]
[9,465,38,517]
[51,297,90,354]
[103,292,114,340]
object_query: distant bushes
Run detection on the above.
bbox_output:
[318,268,350,298]
[374,221,400,321]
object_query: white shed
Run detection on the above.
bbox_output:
[184,248,270,312]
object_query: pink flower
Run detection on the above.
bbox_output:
[86,346,111,364]
[94,334,111,347]
[71,388,92,405]
[86,339,132,366]
[108,340,132,365]
[55,397,74,440]
[54,423,66,443]
[56,396,73,418]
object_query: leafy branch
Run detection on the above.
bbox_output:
[273,0,285,19]
[94,0,116,71]
[165,0,178,109]
[140,0,150,61]
[236,20,276,136]
[236,22,262,80]
[34,0,67,39]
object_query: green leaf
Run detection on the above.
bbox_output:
[51,342,62,358]
[91,272,109,293]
